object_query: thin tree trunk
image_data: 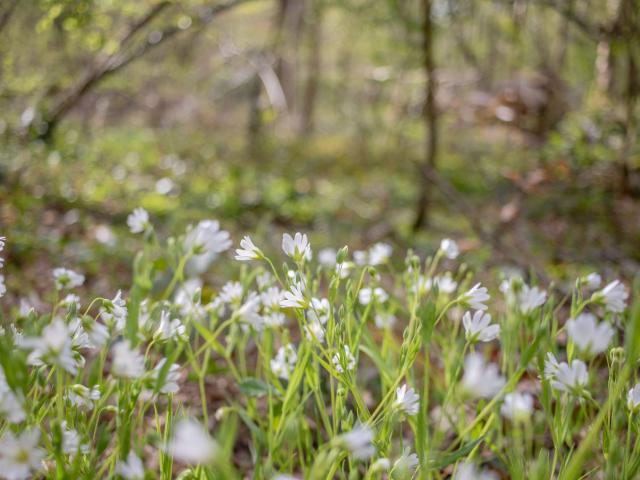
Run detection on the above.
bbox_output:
[413,0,438,231]
[299,4,322,136]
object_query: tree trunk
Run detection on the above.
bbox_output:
[299,3,322,136]
[413,0,438,231]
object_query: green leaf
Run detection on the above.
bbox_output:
[428,438,483,469]
[238,377,270,398]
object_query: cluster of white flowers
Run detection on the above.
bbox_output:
[0,213,636,480]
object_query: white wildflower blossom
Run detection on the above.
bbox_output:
[67,384,100,410]
[544,355,588,395]
[358,287,388,305]
[368,242,392,266]
[461,353,505,399]
[304,319,326,343]
[111,341,145,379]
[593,280,628,313]
[166,419,218,465]
[463,310,500,343]
[0,367,25,424]
[308,297,331,324]
[184,220,232,275]
[374,312,397,329]
[153,359,181,394]
[0,275,6,298]
[627,383,640,412]
[0,429,45,480]
[115,452,145,480]
[155,311,187,342]
[439,238,460,259]
[22,318,80,375]
[460,283,490,311]
[235,235,263,261]
[281,284,307,309]
[61,421,88,455]
[261,287,284,309]
[518,284,547,314]
[127,207,150,234]
[219,281,243,304]
[332,345,356,374]
[264,312,285,328]
[501,392,534,422]
[337,425,375,460]
[282,232,311,262]
[270,344,297,380]
[392,449,419,477]
[566,313,614,356]
[53,268,85,290]
[237,292,264,331]
[100,290,128,330]
[394,384,420,416]
[584,272,602,289]
[318,248,337,267]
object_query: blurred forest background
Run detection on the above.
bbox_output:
[0,0,639,297]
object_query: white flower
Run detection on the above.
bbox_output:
[237,293,264,331]
[256,271,273,289]
[219,281,243,304]
[166,419,218,464]
[235,235,263,261]
[100,290,128,330]
[264,312,285,328]
[0,236,5,252]
[67,384,100,410]
[304,319,325,343]
[594,280,628,313]
[85,320,109,349]
[395,384,419,416]
[184,220,232,275]
[543,352,561,381]
[115,452,145,480]
[461,353,505,399]
[392,449,419,477]
[0,275,5,298]
[153,359,181,394]
[282,232,311,262]
[462,310,500,343]
[318,248,337,267]
[374,312,397,329]
[111,341,145,379]
[370,458,391,472]
[353,250,368,266]
[270,344,297,380]
[440,238,459,259]
[358,287,388,305]
[155,311,187,342]
[61,421,88,455]
[53,268,85,290]
[61,293,80,310]
[332,345,356,374]
[501,392,534,422]
[453,462,498,480]
[545,357,588,394]
[368,242,392,266]
[627,383,640,412]
[584,272,602,289]
[434,273,458,294]
[308,297,331,324]
[566,313,614,356]
[22,318,80,375]
[0,367,25,424]
[0,429,45,480]
[174,278,205,318]
[335,261,353,279]
[261,287,284,310]
[281,284,307,309]
[337,425,375,460]
[127,207,150,234]
[518,284,547,314]
[460,283,490,311]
